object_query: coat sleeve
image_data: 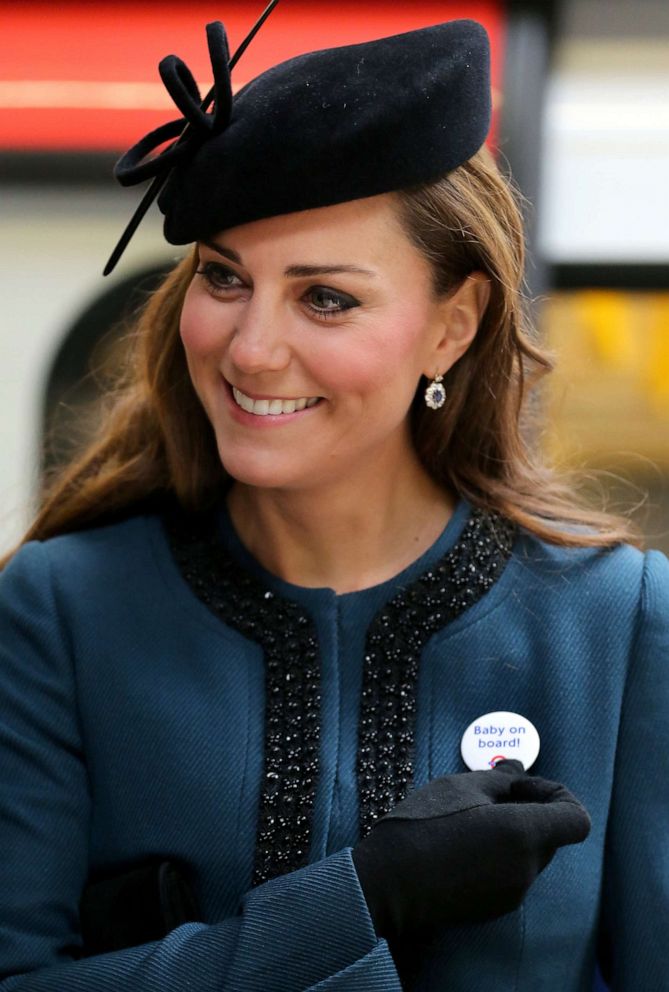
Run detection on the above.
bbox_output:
[0,542,402,992]
[599,549,669,990]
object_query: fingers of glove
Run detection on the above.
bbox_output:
[489,759,525,777]
[499,773,591,846]
[382,764,527,823]
[373,766,588,851]
[508,773,579,806]
[536,798,591,846]
[489,798,591,859]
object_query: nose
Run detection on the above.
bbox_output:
[227,290,292,375]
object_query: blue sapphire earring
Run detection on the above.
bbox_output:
[424,373,446,410]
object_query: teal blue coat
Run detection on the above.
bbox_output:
[1,500,668,990]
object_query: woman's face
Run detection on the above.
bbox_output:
[180,194,474,492]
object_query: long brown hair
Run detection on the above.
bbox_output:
[398,149,637,547]
[3,148,636,566]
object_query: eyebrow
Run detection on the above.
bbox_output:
[285,263,376,278]
[200,240,376,279]
[201,240,243,264]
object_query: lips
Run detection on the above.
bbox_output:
[231,385,320,416]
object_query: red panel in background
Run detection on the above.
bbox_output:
[0,0,505,152]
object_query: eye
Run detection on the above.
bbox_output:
[304,286,359,320]
[196,261,245,294]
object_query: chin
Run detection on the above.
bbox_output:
[217,443,302,491]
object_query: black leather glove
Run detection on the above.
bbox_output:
[352,760,590,946]
[79,860,200,955]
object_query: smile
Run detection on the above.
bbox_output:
[232,386,320,416]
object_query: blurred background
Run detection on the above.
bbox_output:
[1,0,668,560]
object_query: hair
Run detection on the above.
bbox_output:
[396,148,638,547]
[2,147,637,567]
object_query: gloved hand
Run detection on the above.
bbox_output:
[79,860,200,955]
[352,760,590,946]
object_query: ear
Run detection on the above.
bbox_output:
[425,271,490,377]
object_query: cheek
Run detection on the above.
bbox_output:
[320,347,385,393]
[324,309,428,398]
[179,287,232,359]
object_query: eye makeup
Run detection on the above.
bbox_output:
[195,258,361,321]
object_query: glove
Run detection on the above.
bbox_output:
[79,860,200,955]
[352,760,590,947]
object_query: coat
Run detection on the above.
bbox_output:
[1,498,667,991]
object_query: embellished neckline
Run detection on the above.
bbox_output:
[163,502,516,886]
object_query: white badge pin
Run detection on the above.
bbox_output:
[460,710,540,771]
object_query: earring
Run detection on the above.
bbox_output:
[424,373,446,410]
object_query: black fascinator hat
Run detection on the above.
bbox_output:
[107,9,491,272]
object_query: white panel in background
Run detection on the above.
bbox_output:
[539,71,669,263]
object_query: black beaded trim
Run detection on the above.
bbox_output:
[164,511,320,886]
[357,509,516,836]
[164,505,514,880]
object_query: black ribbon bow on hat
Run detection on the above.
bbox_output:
[114,21,232,188]
[104,0,281,275]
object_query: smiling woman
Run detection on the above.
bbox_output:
[177,195,485,569]
[0,13,667,992]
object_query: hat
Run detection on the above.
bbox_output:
[109,15,491,265]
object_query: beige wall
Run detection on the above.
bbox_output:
[0,186,172,553]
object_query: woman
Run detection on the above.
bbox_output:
[0,15,666,992]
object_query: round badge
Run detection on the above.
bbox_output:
[460,710,540,771]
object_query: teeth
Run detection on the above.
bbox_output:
[232,386,319,416]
